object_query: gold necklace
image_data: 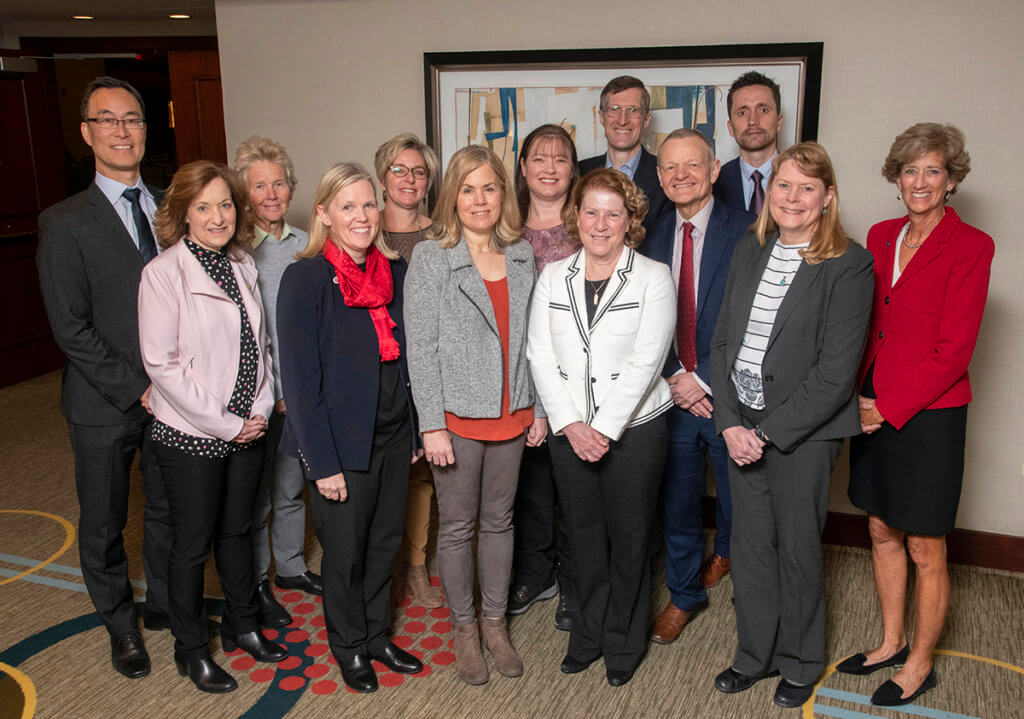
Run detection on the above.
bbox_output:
[586,277,610,305]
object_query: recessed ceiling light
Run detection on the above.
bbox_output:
[168,14,191,19]
[72,15,94,20]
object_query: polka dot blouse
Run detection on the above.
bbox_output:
[151,239,261,458]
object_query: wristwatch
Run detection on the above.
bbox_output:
[753,425,771,445]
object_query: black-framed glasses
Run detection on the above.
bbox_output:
[599,105,645,119]
[389,164,428,180]
[86,116,146,131]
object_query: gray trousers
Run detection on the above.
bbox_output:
[252,411,310,580]
[729,435,842,685]
[430,432,526,624]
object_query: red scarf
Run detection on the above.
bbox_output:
[323,241,400,361]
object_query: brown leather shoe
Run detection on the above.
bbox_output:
[700,555,731,588]
[650,600,706,644]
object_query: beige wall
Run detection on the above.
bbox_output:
[216,0,1024,536]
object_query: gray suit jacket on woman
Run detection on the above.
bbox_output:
[710,233,874,451]
[405,237,541,433]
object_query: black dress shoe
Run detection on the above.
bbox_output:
[274,571,323,596]
[339,654,378,693]
[370,642,423,674]
[174,653,237,693]
[257,579,292,628]
[774,678,815,708]
[507,580,557,615]
[606,667,635,687]
[110,630,150,678]
[221,630,288,662]
[141,606,171,631]
[714,666,779,693]
[554,593,574,632]
[836,644,909,675]
[560,654,599,674]
[871,668,937,706]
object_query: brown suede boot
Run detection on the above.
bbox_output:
[480,616,523,677]
[406,564,444,608]
[453,622,489,685]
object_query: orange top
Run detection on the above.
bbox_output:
[445,277,534,441]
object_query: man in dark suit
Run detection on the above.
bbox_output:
[640,129,753,645]
[37,76,171,679]
[712,72,784,216]
[578,75,671,240]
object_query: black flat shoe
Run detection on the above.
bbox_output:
[606,667,634,687]
[110,630,150,678]
[871,668,937,706]
[340,654,378,693]
[714,666,779,693]
[560,654,599,674]
[256,579,292,628]
[222,630,288,662]
[774,678,815,708]
[274,571,323,596]
[370,642,423,674]
[836,644,910,675]
[174,653,237,693]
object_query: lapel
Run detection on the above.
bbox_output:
[731,238,773,354]
[893,207,958,290]
[696,202,730,322]
[565,247,636,342]
[504,243,532,355]
[563,250,590,350]
[766,241,823,352]
[181,241,264,337]
[85,183,146,268]
[449,239,498,336]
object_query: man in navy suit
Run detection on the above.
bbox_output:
[641,129,753,644]
[578,76,671,240]
[712,72,784,216]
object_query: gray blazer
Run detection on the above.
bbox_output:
[405,237,540,433]
[710,233,874,451]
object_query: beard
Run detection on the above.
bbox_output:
[737,128,777,153]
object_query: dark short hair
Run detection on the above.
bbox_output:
[599,75,651,114]
[80,76,146,121]
[566,168,647,248]
[726,71,781,116]
[515,124,579,219]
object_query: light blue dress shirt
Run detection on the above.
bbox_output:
[93,172,159,253]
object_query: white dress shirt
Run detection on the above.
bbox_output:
[669,197,714,394]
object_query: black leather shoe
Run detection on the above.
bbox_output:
[507,580,557,615]
[606,667,635,687]
[257,579,292,628]
[141,606,171,631]
[560,654,599,674]
[871,668,937,706]
[339,654,378,693]
[221,630,288,662]
[836,644,909,675]
[274,571,323,596]
[714,666,779,693]
[110,630,150,678]
[174,653,237,693]
[554,593,574,631]
[370,642,423,674]
[774,678,815,708]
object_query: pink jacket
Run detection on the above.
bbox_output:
[138,240,274,441]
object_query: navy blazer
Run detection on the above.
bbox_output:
[640,200,754,385]
[579,146,671,242]
[711,157,748,214]
[276,254,417,479]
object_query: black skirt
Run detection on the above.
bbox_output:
[848,366,968,536]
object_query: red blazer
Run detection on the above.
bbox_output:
[858,207,993,430]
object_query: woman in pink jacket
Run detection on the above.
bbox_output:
[139,161,287,693]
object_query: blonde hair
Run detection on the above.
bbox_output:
[232,135,298,191]
[373,132,440,198]
[881,122,970,195]
[429,145,521,250]
[753,142,850,265]
[298,162,397,260]
[565,168,648,248]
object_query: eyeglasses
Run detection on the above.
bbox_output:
[86,116,147,131]
[600,105,645,119]
[389,164,428,180]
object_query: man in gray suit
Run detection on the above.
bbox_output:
[37,76,171,679]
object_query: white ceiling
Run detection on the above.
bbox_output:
[0,0,215,24]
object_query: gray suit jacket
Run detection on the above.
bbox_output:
[710,233,874,451]
[405,237,540,433]
[37,183,161,426]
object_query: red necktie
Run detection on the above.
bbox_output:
[677,221,697,372]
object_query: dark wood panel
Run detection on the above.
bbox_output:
[168,49,226,164]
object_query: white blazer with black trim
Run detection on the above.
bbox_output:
[527,246,676,441]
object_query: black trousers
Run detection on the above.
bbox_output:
[548,415,667,672]
[512,444,573,594]
[69,417,171,636]
[308,433,411,661]
[154,439,263,660]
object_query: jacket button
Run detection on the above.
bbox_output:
[878,331,884,340]
[884,296,890,304]
[764,375,774,383]
[590,377,597,383]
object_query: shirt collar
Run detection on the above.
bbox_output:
[94,171,151,207]
[676,196,715,237]
[739,152,776,182]
[604,147,642,178]
[251,221,296,249]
